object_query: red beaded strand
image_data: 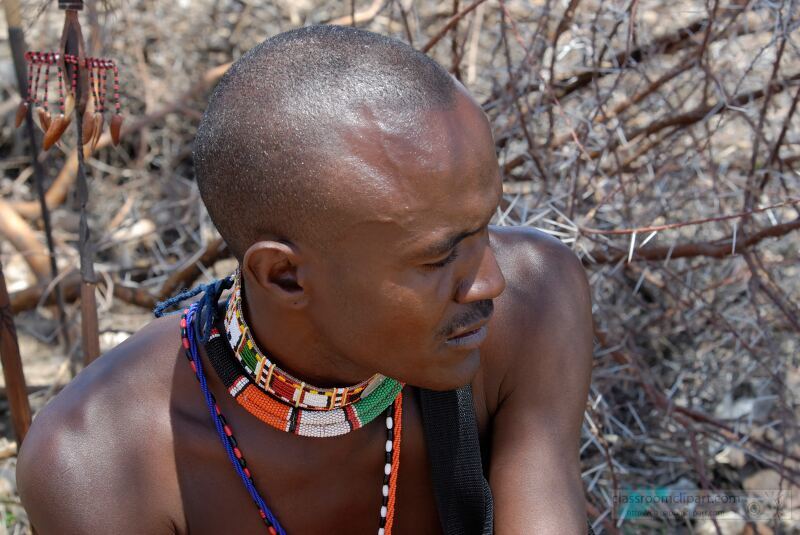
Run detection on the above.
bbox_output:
[56,64,65,115]
[99,60,107,113]
[42,58,51,111]
[69,55,78,98]
[112,63,121,115]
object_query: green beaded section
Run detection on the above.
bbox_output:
[238,340,259,372]
[352,377,403,425]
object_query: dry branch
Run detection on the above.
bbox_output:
[586,218,800,264]
[421,0,489,53]
[0,197,51,281]
[10,237,231,313]
[157,237,229,300]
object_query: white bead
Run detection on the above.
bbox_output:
[379,529,385,535]
[384,463,392,475]
[385,440,393,452]
[381,506,387,517]
[386,416,393,429]
[382,484,389,497]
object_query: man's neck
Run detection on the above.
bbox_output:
[241,279,373,387]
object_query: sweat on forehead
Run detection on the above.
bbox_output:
[193,25,458,260]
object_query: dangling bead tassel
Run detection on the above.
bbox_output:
[15,101,28,128]
[43,62,70,151]
[81,108,95,145]
[91,112,103,151]
[37,107,52,133]
[110,62,123,146]
[43,113,69,150]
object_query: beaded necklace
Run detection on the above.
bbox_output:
[181,301,404,534]
[226,271,385,410]
[223,271,404,437]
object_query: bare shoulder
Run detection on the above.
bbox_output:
[489,224,588,293]
[482,225,593,413]
[17,314,185,534]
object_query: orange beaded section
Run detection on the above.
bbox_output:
[238,383,293,432]
[384,392,403,534]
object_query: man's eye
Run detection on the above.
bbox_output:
[424,249,459,269]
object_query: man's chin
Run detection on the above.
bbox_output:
[403,349,482,391]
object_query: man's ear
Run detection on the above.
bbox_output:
[242,241,308,308]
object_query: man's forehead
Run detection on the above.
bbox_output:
[311,86,500,252]
[331,94,495,196]
[332,163,501,260]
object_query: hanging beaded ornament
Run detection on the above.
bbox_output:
[182,303,404,534]
[15,51,124,150]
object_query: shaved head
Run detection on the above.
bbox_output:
[194,25,503,391]
[193,25,458,260]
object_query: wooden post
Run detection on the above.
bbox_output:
[58,1,101,365]
[0,261,32,444]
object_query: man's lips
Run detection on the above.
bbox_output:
[444,323,489,349]
[448,318,491,340]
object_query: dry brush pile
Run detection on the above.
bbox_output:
[1,0,798,533]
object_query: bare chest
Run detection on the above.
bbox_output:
[172,383,444,534]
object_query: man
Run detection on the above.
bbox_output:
[17,26,593,533]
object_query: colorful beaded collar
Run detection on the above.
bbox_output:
[182,304,403,534]
[224,271,390,411]
[221,270,404,437]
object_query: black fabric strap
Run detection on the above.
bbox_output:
[419,385,493,535]
[419,386,596,534]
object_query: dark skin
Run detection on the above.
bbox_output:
[17,85,594,533]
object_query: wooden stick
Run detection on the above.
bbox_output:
[0,260,32,444]
[56,5,100,365]
[80,282,100,364]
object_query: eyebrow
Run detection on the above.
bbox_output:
[417,225,485,259]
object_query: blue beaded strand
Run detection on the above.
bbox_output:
[185,303,286,534]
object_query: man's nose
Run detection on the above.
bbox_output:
[455,245,506,303]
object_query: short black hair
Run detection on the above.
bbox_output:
[194,25,457,260]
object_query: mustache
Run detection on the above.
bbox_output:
[441,300,494,338]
